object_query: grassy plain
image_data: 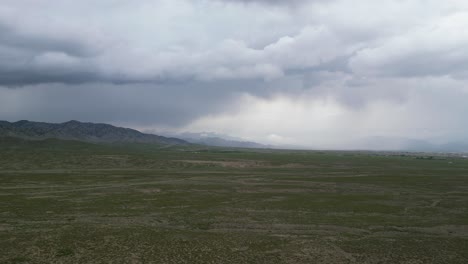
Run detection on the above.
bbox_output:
[1,137,468,263]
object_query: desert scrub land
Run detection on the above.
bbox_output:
[1,137,468,263]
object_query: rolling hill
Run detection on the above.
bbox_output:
[0,120,188,145]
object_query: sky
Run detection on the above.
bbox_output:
[1,0,468,149]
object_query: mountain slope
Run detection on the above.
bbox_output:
[0,120,188,145]
[168,132,272,149]
[184,136,269,148]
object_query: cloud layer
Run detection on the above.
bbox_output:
[1,0,468,149]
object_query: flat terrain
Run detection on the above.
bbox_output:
[1,138,468,263]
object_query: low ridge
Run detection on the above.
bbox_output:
[0,120,188,145]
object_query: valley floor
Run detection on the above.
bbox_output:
[1,139,467,263]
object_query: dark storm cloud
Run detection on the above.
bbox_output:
[1,0,468,147]
[211,0,330,6]
[0,0,466,88]
[0,0,354,87]
[214,0,304,4]
[0,20,98,57]
[0,70,99,87]
[0,79,282,126]
[0,17,106,86]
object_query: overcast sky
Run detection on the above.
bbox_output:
[1,0,468,149]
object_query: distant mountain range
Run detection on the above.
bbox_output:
[175,132,272,149]
[353,136,468,153]
[0,120,188,145]
[0,120,272,149]
[2,120,468,152]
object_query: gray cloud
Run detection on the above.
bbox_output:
[0,0,356,86]
[1,0,468,148]
[0,13,105,85]
[1,0,466,86]
[349,11,468,78]
[0,79,283,126]
[0,23,351,86]
[0,21,99,57]
[210,0,314,5]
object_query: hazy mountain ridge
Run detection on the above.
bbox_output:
[166,132,272,149]
[0,120,188,145]
[355,136,468,153]
[2,120,468,152]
